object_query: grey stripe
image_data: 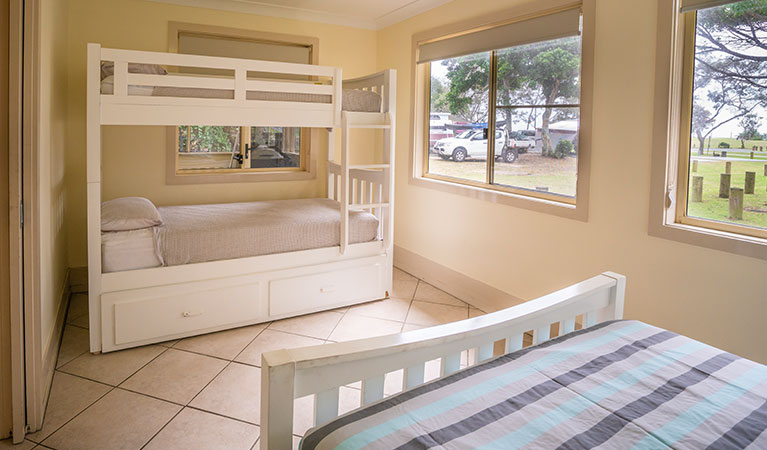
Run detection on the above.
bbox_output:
[394,330,676,450]
[301,319,626,450]
[704,399,767,450]
[557,352,739,450]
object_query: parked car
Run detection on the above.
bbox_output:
[429,127,454,151]
[508,131,536,153]
[434,129,518,163]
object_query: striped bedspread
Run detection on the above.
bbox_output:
[301,320,767,449]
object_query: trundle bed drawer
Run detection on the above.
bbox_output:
[109,277,263,345]
[269,264,382,316]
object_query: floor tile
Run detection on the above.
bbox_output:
[144,408,259,450]
[26,372,111,443]
[405,301,468,327]
[189,363,261,425]
[42,389,180,450]
[0,438,35,449]
[328,315,403,342]
[174,323,267,360]
[402,323,425,332]
[58,345,166,386]
[157,339,180,348]
[391,268,418,300]
[268,311,343,340]
[121,349,227,405]
[347,297,411,322]
[469,307,486,318]
[55,325,90,369]
[65,294,88,324]
[414,282,467,307]
[68,314,89,329]
[235,330,323,367]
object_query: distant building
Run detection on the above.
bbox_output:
[534,120,578,153]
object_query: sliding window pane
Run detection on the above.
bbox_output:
[493,107,578,197]
[684,2,767,233]
[428,51,490,183]
[177,126,240,171]
[249,127,301,169]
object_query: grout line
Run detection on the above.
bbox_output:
[185,405,262,427]
[138,404,184,450]
[400,280,419,332]
[186,359,234,408]
[37,382,115,448]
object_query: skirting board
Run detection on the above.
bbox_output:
[38,271,71,431]
[393,245,524,313]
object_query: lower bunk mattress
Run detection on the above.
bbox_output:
[302,320,767,450]
[101,198,379,272]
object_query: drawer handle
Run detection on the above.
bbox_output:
[182,310,203,318]
[320,286,336,294]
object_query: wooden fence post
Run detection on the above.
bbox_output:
[691,176,704,202]
[745,171,756,194]
[692,160,698,172]
[763,164,766,176]
[719,173,731,198]
[725,161,732,174]
[750,151,755,159]
[729,187,744,220]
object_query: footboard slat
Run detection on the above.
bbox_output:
[478,342,494,363]
[404,363,425,389]
[534,324,551,345]
[362,376,384,405]
[315,388,340,426]
[561,317,576,334]
[506,333,524,353]
[585,311,598,328]
[442,353,461,376]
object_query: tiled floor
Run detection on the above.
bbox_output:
[7,268,487,450]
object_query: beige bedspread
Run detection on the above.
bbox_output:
[156,198,379,266]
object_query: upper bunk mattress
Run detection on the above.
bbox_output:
[101,76,382,112]
[301,319,767,450]
[156,198,379,266]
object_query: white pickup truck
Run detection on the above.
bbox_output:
[508,131,536,154]
[434,129,520,163]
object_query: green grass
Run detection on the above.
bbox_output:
[687,160,767,230]
[691,137,767,151]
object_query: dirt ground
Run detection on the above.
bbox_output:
[427,152,578,197]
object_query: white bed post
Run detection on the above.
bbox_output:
[86,43,103,352]
[339,112,350,254]
[382,70,396,293]
[601,271,626,321]
[260,350,295,450]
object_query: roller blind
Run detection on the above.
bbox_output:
[178,33,311,64]
[680,0,740,13]
[417,7,581,64]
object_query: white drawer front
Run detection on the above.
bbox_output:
[269,264,382,316]
[110,277,262,345]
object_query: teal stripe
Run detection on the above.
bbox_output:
[476,340,705,450]
[339,321,650,450]
[630,364,767,450]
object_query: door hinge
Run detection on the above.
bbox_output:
[19,202,23,227]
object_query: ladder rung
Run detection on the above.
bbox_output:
[348,202,389,209]
[350,164,390,169]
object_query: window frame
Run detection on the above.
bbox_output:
[409,0,594,221]
[165,22,319,185]
[649,0,767,259]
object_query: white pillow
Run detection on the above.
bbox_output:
[101,197,163,232]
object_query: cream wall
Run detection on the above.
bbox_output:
[39,0,70,364]
[65,0,378,266]
[378,0,767,363]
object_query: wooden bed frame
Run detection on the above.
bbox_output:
[260,272,626,449]
[86,44,396,353]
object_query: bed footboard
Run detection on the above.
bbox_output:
[260,272,626,449]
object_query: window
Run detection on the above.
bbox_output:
[415,6,588,209]
[676,0,767,239]
[166,23,318,182]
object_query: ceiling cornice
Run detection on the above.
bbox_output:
[144,0,452,30]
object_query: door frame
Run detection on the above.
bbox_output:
[8,0,42,442]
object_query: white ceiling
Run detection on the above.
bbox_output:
[146,0,453,30]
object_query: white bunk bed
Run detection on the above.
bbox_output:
[86,43,396,353]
